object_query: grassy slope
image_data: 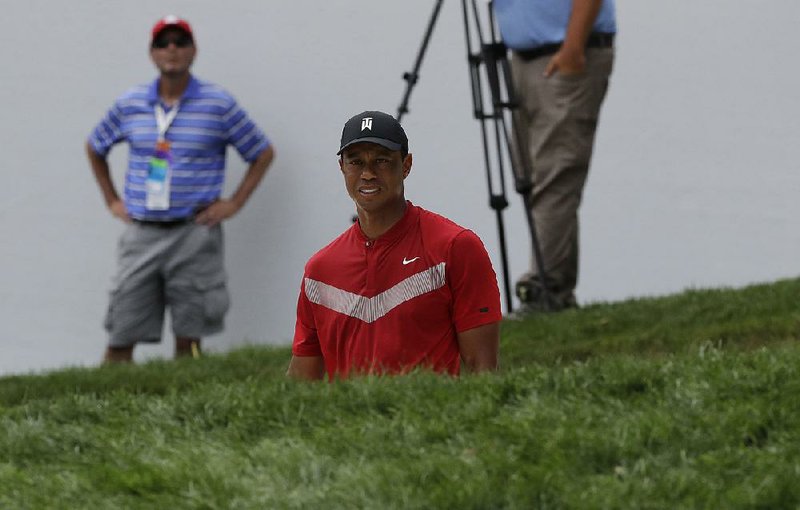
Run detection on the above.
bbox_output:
[1,278,798,509]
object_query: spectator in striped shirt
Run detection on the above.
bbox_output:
[86,15,275,364]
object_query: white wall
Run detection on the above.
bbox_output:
[1,0,798,375]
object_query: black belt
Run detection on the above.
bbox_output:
[514,32,614,61]
[132,217,194,228]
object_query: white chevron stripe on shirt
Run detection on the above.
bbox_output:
[304,262,446,323]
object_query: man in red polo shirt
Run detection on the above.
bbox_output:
[287,111,501,380]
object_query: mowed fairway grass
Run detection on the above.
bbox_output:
[1,278,799,509]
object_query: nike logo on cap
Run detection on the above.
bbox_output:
[402,256,420,265]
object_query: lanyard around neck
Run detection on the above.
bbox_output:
[155,102,179,141]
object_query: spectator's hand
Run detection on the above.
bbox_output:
[195,199,240,227]
[108,199,131,223]
[544,47,586,77]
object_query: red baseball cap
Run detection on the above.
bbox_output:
[151,15,194,44]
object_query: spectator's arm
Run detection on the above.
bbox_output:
[86,141,129,222]
[196,145,275,226]
[545,0,603,76]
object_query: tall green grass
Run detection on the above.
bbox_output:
[1,278,799,509]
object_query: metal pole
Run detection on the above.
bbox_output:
[397,0,446,122]
[461,0,514,311]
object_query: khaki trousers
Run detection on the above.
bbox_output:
[510,46,614,304]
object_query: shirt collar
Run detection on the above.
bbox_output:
[352,201,419,245]
[146,74,200,105]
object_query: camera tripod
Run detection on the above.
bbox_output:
[397,0,554,313]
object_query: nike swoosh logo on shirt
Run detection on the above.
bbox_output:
[402,256,420,265]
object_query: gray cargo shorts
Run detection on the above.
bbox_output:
[104,221,230,347]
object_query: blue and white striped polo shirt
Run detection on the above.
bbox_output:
[88,75,271,220]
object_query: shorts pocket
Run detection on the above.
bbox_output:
[194,274,230,324]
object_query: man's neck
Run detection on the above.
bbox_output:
[357,200,407,240]
[159,73,191,105]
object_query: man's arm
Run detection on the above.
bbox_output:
[544,0,604,77]
[286,355,325,381]
[457,322,500,373]
[196,145,276,226]
[85,141,130,222]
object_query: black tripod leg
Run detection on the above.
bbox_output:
[397,0,445,122]
[462,0,515,312]
[493,199,514,311]
[520,188,555,310]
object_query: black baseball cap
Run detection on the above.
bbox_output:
[337,110,409,155]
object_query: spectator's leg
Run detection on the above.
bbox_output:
[511,48,613,308]
[103,223,167,362]
[175,337,201,358]
[166,224,229,359]
[103,345,134,363]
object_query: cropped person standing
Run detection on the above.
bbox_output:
[287,111,501,381]
[493,0,615,313]
[86,15,275,363]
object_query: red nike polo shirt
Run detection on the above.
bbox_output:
[292,202,502,379]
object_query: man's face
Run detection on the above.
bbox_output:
[339,142,412,214]
[149,28,195,76]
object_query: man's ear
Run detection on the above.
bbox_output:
[339,157,344,174]
[402,153,413,178]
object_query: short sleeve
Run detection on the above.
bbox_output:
[447,230,503,332]
[292,278,322,357]
[221,100,271,163]
[87,102,126,157]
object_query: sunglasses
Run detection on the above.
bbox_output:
[152,33,193,49]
